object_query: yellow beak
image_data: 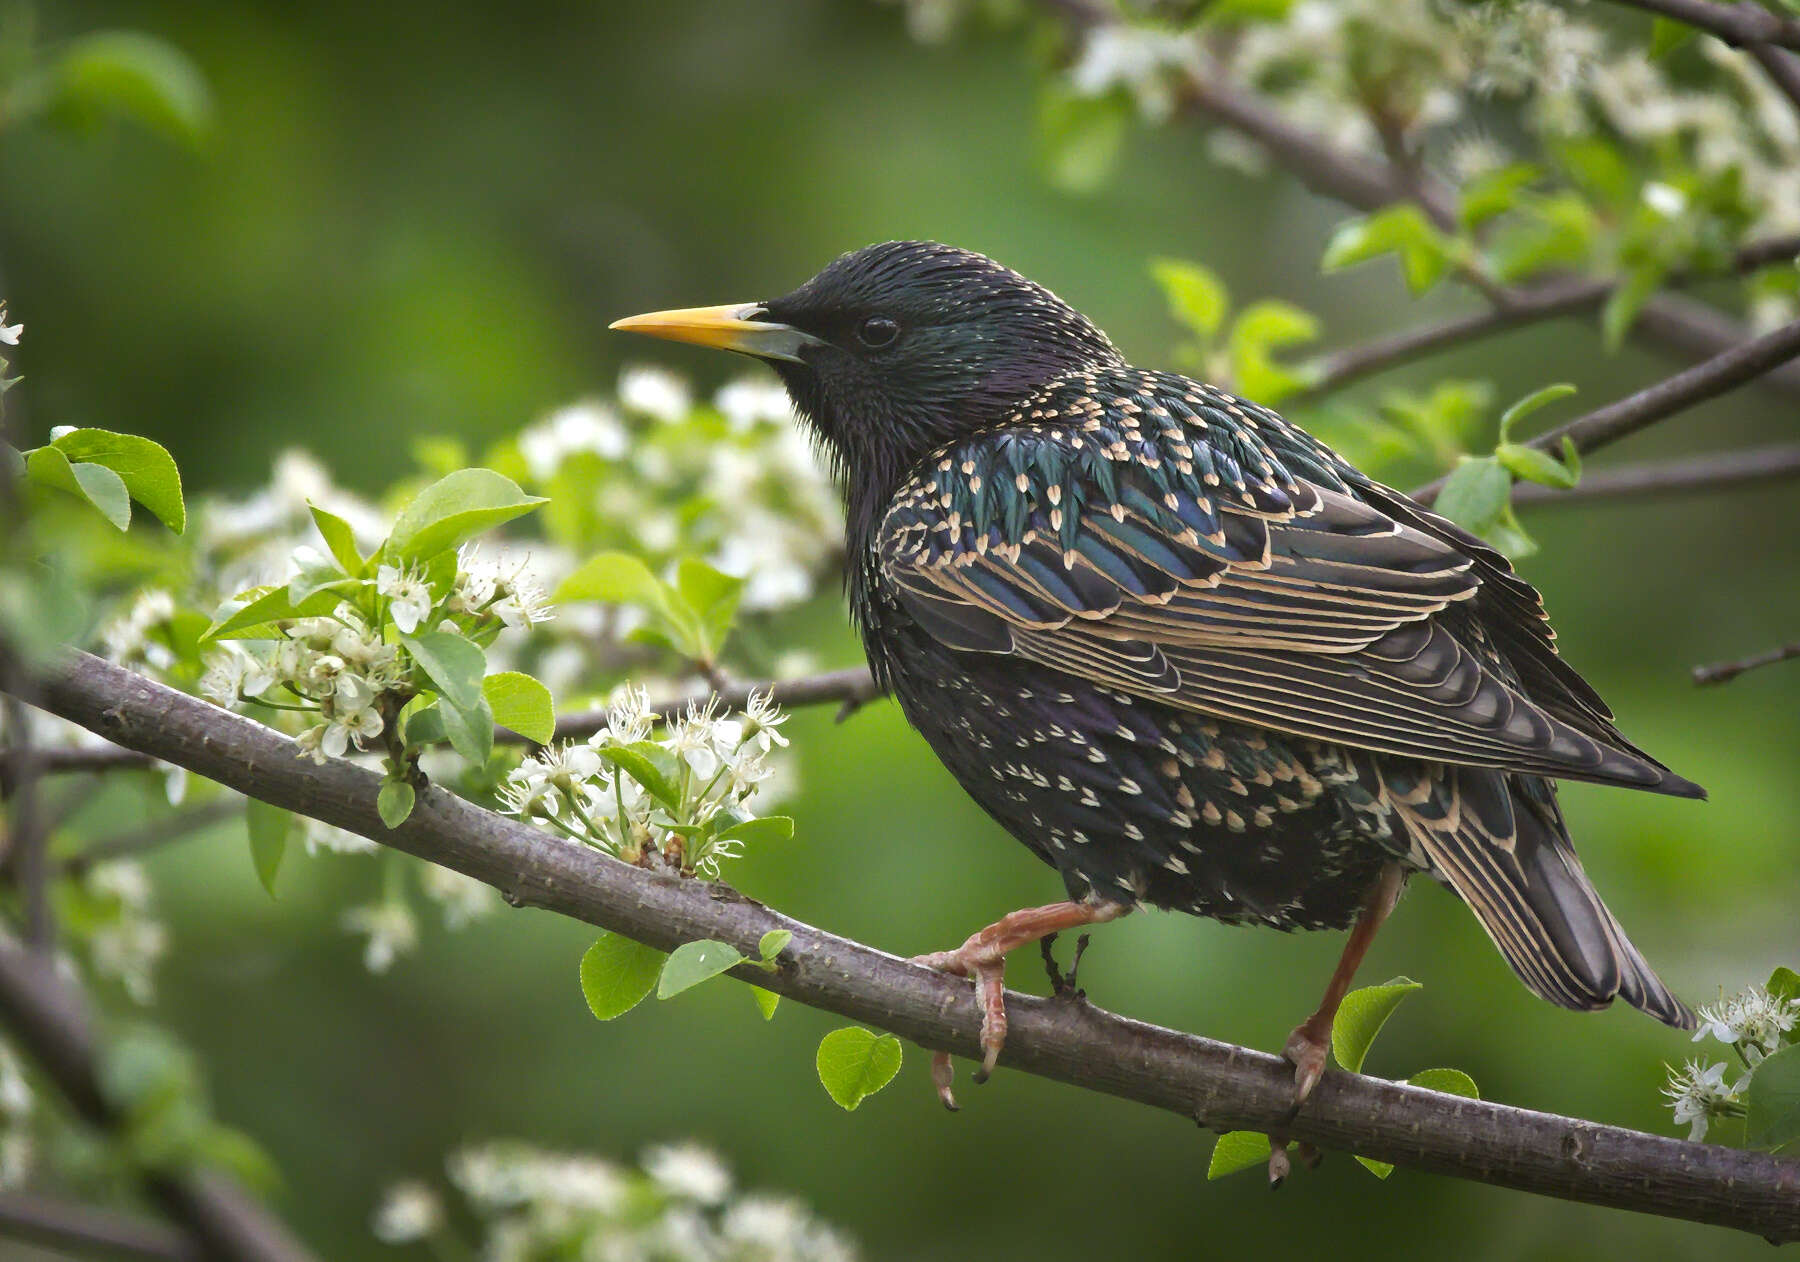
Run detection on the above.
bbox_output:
[609,302,820,363]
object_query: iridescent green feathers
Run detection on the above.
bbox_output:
[879,364,1701,799]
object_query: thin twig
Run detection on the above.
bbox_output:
[58,798,245,878]
[0,927,317,1262]
[1509,444,1800,508]
[13,651,1800,1241]
[1692,641,1800,686]
[1410,317,1800,503]
[0,1190,203,1261]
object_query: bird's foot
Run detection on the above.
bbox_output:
[910,899,1128,1109]
[1266,1138,1322,1189]
[1281,1013,1333,1111]
[1039,931,1092,1001]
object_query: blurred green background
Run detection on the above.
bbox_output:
[3,1,1797,1258]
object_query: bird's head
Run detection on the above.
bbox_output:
[612,241,1123,505]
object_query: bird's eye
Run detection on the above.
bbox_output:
[856,316,900,348]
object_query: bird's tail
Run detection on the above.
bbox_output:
[1398,766,1694,1029]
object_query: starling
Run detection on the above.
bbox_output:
[613,241,1702,1112]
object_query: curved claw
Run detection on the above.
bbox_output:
[1282,1019,1331,1111]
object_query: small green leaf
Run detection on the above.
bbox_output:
[25,446,132,529]
[438,692,495,766]
[385,469,546,564]
[1331,976,1422,1074]
[1408,1067,1480,1099]
[1767,966,1800,1009]
[402,630,486,712]
[1226,300,1320,405]
[50,428,185,532]
[287,550,348,606]
[1650,16,1697,58]
[1497,442,1579,489]
[580,933,666,1020]
[481,671,555,744]
[674,558,744,661]
[1601,266,1664,351]
[816,1027,903,1110]
[200,582,355,643]
[1151,258,1230,340]
[751,985,780,1020]
[1320,205,1453,294]
[1036,85,1127,196]
[1745,1042,1800,1151]
[554,551,665,606]
[1458,164,1542,230]
[376,779,415,829]
[759,929,793,961]
[1354,1155,1396,1179]
[42,31,213,148]
[1498,383,1577,440]
[309,503,364,574]
[1206,1130,1272,1179]
[597,743,681,811]
[193,1123,281,1195]
[714,815,795,848]
[1432,457,1511,535]
[657,939,745,999]
[244,799,291,898]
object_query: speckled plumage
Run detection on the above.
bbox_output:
[647,241,1704,1030]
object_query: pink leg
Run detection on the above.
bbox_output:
[912,897,1129,1109]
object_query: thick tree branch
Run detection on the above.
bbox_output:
[1692,641,1800,686]
[1411,316,1800,503]
[0,930,317,1262]
[1603,0,1800,54]
[10,651,1798,1241]
[0,1190,203,1261]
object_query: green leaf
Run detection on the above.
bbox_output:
[376,779,415,829]
[759,929,793,962]
[1226,300,1320,405]
[286,549,348,606]
[193,1123,281,1194]
[751,985,780,1020]
[1151,258,1230,340]
[43,31,212,147]
[597,743,681,811]
[244,799,291,898]
[1320,205,1453,294]
[1650,16,1697,58]
[1408,1067,1480,1099]
[815,1027,903,1110]
[714,815,795,848]
[50,429,185,532]
[1432,457,1511,535]
[1206,1130,1272,1179]
[200,582,355,643]
[1486,193,1599,283]
[1746,1042,1800,1151]
[674,558,744,661]
[657,939,745,999]
[1354,1154,1396,1179]
[309,503,364,575]
[401,630,486,711]
[1498,383,1577,441]
[579,933,666,1020]
[438,691,495,766]
[1036,85,1127,196]
[1601,265,1665,351]
[482,671,555,744]
[1497,442,1580,489]
[385,469,546,564]
[25,446,131,529]
[1767,966,1800,1008]
[1331,976,1422,1074]
[1458,163,1542,230]
[554,551,665,606]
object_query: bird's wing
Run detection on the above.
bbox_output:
[878,374,1696,795]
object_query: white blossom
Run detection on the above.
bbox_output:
[642,1143,732,1205]
[1068,24,1196,121]
[419,864,500,929]
[1693,985,1799,1065]
[518,399,628,479]
[618,364,692,423]
[0,319,20,345]
[377,562,434,634]
[373,1180,443,1244]
[1662,1059,1746,1142]
[342,901,418,972]
[713,377,794,432]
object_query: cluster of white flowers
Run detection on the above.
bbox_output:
[1664,982,1797,1141]
[1693,983,1799,1066]
[378,1141,858,1262]
[198,450,388,596]
[1662,1059,1747,1143]
[98,589,179,676]
[514,369,843,620]
[1068,23,1199,122]
[498,687,790,879]
[341,900,419,974]
[81,860,168,1005]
